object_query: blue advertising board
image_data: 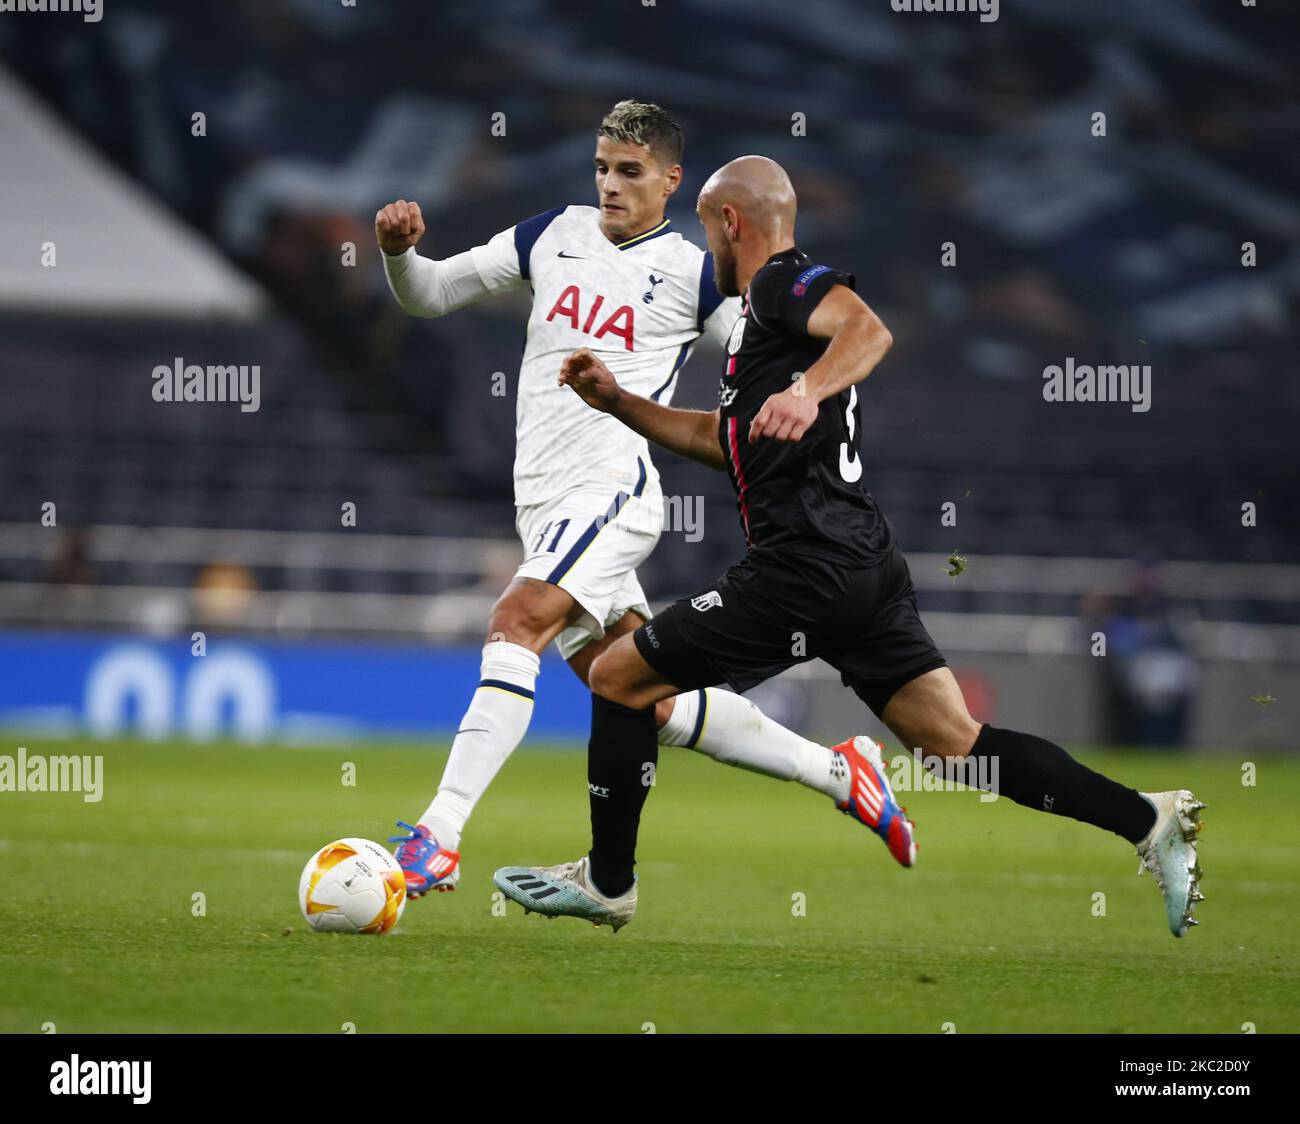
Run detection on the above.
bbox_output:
[0,631,593,743]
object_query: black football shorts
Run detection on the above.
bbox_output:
[633,543,947,718]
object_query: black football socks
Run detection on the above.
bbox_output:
[587,693,659,898]
[965,724,1157,844]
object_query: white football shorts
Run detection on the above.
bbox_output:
[513,457,664,661]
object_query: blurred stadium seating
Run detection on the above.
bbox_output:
[0,0,1296,746]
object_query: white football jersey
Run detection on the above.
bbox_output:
[464,205,740,506]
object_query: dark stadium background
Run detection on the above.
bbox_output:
[0,0,1296,749]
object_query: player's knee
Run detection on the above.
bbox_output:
[586,653,620,701]
[587,651,638,708]
[486,583,559,648]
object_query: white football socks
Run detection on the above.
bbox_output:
[421,653,850,853]
[420,640,540,851]
[658,687,849,803]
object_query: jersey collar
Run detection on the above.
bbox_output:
[615,217,672,251]
[743,246,806,302]
[762,245,806,268]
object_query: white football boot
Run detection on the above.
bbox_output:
[494,856,637,932]
[1135,790,1205,937]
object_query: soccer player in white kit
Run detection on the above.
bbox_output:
[376,101,893,898]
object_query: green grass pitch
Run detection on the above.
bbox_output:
[1,736,1297,1033]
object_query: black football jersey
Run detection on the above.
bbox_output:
[717,248,893,575]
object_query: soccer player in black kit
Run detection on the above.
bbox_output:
[495,156,1205,938]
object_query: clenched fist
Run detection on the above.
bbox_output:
[748,377,820,443]
[375,199,426,257]
[559,348,624,414]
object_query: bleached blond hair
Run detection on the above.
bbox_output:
[597,100,683,168]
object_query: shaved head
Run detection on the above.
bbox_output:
[698,155,797,232]
[696,156,798,296]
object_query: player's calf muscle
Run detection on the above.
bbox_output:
[882,668,982,759]
[891,715,981,760]
[890,720,980,761]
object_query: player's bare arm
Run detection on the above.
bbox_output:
[748,284,893,444]
[560,348,726,471]
[375,199,426,256]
